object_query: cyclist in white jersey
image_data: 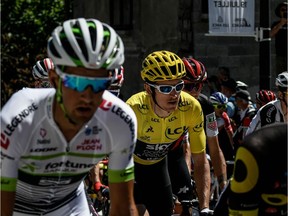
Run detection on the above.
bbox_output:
[0,18,138,216]
[246,71,288,135]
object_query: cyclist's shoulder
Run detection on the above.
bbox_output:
[1,88,54,119]
[126,91,149,106]
[102,91,135,114]
[198,93,209,102]
[5,87,54,103]
[99,91,137,133]
[257,99,281,116]
[179,91,202,111]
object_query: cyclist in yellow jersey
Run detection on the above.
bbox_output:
[126,51,211,216]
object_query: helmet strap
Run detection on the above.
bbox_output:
[56,78,77,125]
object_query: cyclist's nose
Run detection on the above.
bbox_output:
[80,86,94,102]
[169,89,179,97]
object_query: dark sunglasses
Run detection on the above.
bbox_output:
[184,83,202,92]
[213,104,227,109]
[148,81,184,94]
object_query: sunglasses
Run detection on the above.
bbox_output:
[184,83,202,92]
[56,68,112,93]
[148,81,184,94]
[213,104,227,109]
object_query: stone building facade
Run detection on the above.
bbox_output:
[73,0,284,101]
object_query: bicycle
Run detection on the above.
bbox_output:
[85,159,110,216]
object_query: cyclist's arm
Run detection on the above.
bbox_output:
[188,98,210,210]
[192,152,211,210]
[207,135,227,189]
[1,94,26,216]
[90,163,102,184]
[109,180,139,216]
[270,19,288,38]
[1,191,16,216]
[182,134,192,173]
[107,102,138,215]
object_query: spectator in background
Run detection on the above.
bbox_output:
[270,1,288,75]
[210,92,235,165]
[207,66,230,94]
[232,89,256,150]
[220,78,237,120]
[235,80,248,91]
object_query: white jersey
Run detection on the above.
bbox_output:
[0,88,137,215]
[246,99,285,136]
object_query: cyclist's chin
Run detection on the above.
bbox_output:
[73,110,95,123]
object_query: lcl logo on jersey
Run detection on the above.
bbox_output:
[151,118,160,122]
[193,121,204,132]
[178,100,191,112]
[165,126,188,140]
[138,104,149,114]
[1,133,10,149]
[168,116,177,122]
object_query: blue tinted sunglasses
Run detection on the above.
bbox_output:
[148,81,184,94]
[56,68,112,93]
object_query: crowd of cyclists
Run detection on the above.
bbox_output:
[1,16,287,216]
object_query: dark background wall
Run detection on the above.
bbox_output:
[73,0,285,101]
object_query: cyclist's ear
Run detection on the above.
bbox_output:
[144,83,152,95]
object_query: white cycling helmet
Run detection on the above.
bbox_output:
[275,71,288,88]
[47,18,124,70]
[236,80,248,90]
[32,58,54,80]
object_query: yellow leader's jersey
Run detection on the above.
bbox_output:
[126,91,206,165]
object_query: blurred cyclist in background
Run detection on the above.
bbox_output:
[32,58,54,88]
[181,57,227,191]
[209,92,235,164]
[255,89,277,110]
[246,71,288,135]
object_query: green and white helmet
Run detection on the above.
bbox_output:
[47,18,124,70]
